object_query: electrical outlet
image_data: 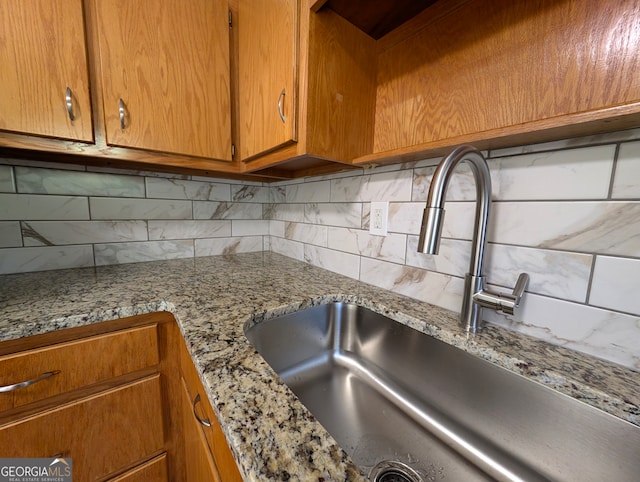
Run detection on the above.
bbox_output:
[369,201,388,236]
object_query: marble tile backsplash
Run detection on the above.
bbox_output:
[1,128,640,371]
[266,129,640,370]
[0,164,269,273]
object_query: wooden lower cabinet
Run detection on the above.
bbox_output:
[0,375,165,481]
[0,313,243,482]
[180,378,222,482]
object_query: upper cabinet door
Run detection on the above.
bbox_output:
[238,0,298,160]
[95,0,232,161]
[0,0,93,142]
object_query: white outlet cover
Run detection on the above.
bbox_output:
[369,201,388,236]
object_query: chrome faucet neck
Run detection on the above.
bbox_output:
[418,145,528,333]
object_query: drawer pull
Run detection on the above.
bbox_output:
[193,393,211,427]
[0,370,61,393]
[119,98,127,129]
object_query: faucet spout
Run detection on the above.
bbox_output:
[418,145,528,333]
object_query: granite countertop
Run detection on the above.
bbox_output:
[1,252,639,481]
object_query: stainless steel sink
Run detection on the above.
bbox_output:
[244,302,640,482]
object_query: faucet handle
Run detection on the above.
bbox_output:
[512,273,529,305]
[472,272,529,316]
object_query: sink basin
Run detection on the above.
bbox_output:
[245,302,640,481]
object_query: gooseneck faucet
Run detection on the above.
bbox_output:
[418,145,529,332]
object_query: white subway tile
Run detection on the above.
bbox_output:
[264,203,305,222]
[304,245,360,279]
[231,185,270,203]
[90,198,191,220]
[304,203,362,228]
[269,220,285,237]
[413,146,615,202]
[327,227,406,263]
[485,244,592,302]
[0,222,22,247]
[148,220,230,240]
[360,257,464,312]
[22,221,148,246]
[285,222,328,246]
[16,167,145,197]
[286,180,330,203]
[89,165,188,179]
[0,194,89,221]
[612,141,640,199]
[331,170,413,202]
[388,201,475,239]
[0,166,14,192]
[270,186,286,203]
[489,145,614,200]
[484,293,640,370]
[270,236,304,261]
[490,201,640,256]
[146,177,230,201]
[94,240,194,266]
[590,256,640,315]
[0,245,94,274]
[490,127,640,157]
[406,236,471,277]
[413,164,475,202]
[232,220,270,236]
[193,201,262,220]
[195,236,263,256]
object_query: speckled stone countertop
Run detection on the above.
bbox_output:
[1,252,639,481]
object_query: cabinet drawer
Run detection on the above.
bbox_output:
[180,342,243,482]
[107,453,168,482]
[0,374,165,481]
[0,324,159,411]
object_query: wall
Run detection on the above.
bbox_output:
[0,160,269,273]
[1,128,639,371]
[266,128,640,371]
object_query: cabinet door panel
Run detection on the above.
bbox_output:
[238,0,298,160]
[95,0,232,160]
[0,375,165,481]
[180,378,221,482]
[0,0,93,141]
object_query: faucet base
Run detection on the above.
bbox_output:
[461,274,485,333]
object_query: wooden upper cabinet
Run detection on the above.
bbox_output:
[237,0,298,160]
[94,0,232,161]
[0,0,93,142]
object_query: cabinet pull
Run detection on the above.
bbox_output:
[65,87,75,121]
[0,370,61,393]
[193,393,211,427]
[118,98,126,129]
[277,88,286,123]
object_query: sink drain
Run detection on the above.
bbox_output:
[369,460,423,482]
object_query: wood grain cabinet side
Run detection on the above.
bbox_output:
[0,0,93,142]
[179,337,244,482]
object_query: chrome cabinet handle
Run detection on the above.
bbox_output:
[277,88,286,123]
[65,87,75,121]
[193,393,211,427]
[118,98,126,129]
[0,370,61,393]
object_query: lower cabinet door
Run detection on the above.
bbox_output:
[0,375,165,481]
[180,377,221,482]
